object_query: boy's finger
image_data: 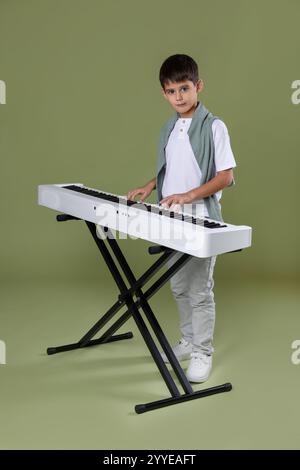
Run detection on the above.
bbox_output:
[128,191,137,200]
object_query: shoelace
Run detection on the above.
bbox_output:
[191,352,210,363]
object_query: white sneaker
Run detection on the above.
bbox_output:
[161,338,192,363]
[186,351,212,383]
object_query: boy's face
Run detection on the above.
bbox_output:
[161,79,203,117]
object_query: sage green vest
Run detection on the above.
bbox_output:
[156,101,234,222]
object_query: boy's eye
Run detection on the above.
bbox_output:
[167,87,188,94]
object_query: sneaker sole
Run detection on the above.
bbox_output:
[186,370,211,383]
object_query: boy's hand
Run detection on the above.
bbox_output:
[159,192,193,208]
[126,183,153,202]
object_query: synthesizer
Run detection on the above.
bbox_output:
[38,183,252,258]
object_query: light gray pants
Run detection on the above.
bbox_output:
[166,252,217,355]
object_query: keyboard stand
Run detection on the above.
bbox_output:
[46,214,232,413]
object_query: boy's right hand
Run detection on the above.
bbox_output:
[126,183,153,202]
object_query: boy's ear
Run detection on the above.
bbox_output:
[196,79,204,92]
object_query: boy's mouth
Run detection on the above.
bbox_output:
[176,103,186,107]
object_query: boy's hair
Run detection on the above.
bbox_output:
[159,54,199,90]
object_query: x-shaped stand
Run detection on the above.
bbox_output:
[47,214,232,413]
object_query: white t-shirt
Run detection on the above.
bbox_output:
[161,118,236,217]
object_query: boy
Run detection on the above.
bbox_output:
[126,54,236,382]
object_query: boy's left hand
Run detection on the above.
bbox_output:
[159,191,194,208]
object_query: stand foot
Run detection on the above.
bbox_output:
[135,382,232,414]
[47,332,133,355]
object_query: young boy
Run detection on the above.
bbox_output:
[126,54,236,382]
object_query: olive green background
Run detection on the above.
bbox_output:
[0,0,300,450]
[1,0,299,283]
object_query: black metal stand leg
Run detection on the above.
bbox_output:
[105,230,194,395]
[47,229,177,355]
[100,230,233,413]
[96,249,192,345]
[48,248,178,355]
[48,215,233,413]
[85,222,183,399]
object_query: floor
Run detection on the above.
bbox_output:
[0,277,299,449]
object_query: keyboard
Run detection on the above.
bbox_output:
[38,183,252,258]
